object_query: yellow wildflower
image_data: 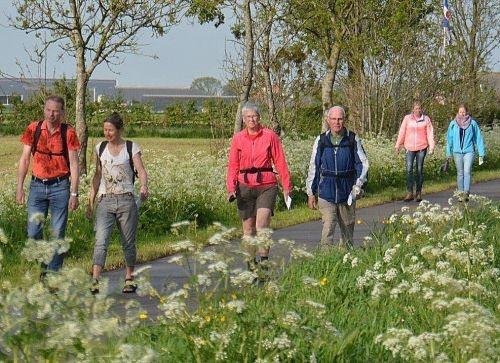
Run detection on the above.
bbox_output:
[320,278,328,286]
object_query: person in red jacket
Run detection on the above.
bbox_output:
[226,103,292,273]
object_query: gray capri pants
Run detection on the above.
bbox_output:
[92,193,138,267]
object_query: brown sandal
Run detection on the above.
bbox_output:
[122,278,137,293]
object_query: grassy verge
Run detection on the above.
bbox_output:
[122,195,499,362]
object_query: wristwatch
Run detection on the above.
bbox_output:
[71,192,79,197]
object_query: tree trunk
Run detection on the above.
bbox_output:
[467,0,479,95]
[262,17,279,134]
[234,0,254,134]
[75,67,89,174]
[321,44,341,132]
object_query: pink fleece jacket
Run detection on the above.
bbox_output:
[226,127,292,193]
[395,114,435,152]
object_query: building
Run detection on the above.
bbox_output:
[0,77,235,111]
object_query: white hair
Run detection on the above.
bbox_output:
[327,105,346,118]
[241,102,260,116]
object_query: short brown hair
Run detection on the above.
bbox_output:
[104,112,124,130]
[45,95,65,110]
[458,103,468,113]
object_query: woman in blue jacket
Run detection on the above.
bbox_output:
[446,104,486,201]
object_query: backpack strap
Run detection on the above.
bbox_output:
[98,141,108,164]
[60,123,69,168]
[32,120,70,168]
[126,140,138,183]
[31,120,44,157]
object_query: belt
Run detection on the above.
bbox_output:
[100,192,134,198]
[321,170,356,178]
[239,167,275,183]
[31,174,70,185]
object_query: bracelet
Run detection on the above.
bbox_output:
[71,192,79,197]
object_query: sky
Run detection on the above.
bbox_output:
[0,1,498,89]
[0,1,235,88]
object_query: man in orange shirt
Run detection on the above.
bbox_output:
[16,95,80,272]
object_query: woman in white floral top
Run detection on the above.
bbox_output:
[86,112,148,294]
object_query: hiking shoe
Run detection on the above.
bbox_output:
[415,192,422,202]
[464,192,469,202]
[404,192,414,202]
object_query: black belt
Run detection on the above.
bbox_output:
[31,174,70,185]
[321,170,355,178]
[239,167,274,183]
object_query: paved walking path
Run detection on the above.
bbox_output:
[102,179,500,315]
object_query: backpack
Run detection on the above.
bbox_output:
[318,130,368,186]
[318,130,356,154]
[32,120,69,167]
[98,140,138,183]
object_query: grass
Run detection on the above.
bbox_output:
[0,135,498,283]
[0,135,214,175]
[122,198,499,362]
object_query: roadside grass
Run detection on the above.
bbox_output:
[0,134,498,284]
[122,197,499,362]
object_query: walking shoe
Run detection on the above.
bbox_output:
[415,192,422,202]
[404,192,414,202]
[464,192,469,202]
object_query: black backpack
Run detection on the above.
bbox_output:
[317,130,368,186]
[318,130,356,154]
[32,120,70,167]
[98,140,138,183]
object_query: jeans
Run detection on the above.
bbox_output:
[27,178,70,271]
[318,198,356,248]
[453,152,474,192]
[406,149,427,193]
[92,193,138,267]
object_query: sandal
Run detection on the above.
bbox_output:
[90,279,99,295]
[122,278,137,293]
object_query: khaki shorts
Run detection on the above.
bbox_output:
[236,184,278,220]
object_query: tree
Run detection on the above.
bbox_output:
[451,0,500,98]
[190,76,223,95]
[234,0,255,133]
[10,0,183,172]
[285,0,355,131]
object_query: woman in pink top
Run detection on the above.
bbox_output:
[395,101,435,202]
[227,102,292,278]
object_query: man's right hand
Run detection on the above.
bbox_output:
[307,195,317,210]
[16,188,25,205]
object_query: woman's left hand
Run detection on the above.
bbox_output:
[140,185,149,201]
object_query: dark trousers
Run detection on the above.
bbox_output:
[405,149,427,193]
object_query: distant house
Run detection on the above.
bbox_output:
[0,77,236,112]
[0,78,116,105]
[116,86,236,111]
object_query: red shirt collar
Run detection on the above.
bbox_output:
[41,120,62,133]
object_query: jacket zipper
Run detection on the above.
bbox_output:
[334,147,338,203]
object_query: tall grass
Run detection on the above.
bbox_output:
[122,195,499,362]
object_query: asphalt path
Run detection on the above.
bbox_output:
[101,179,500,316]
